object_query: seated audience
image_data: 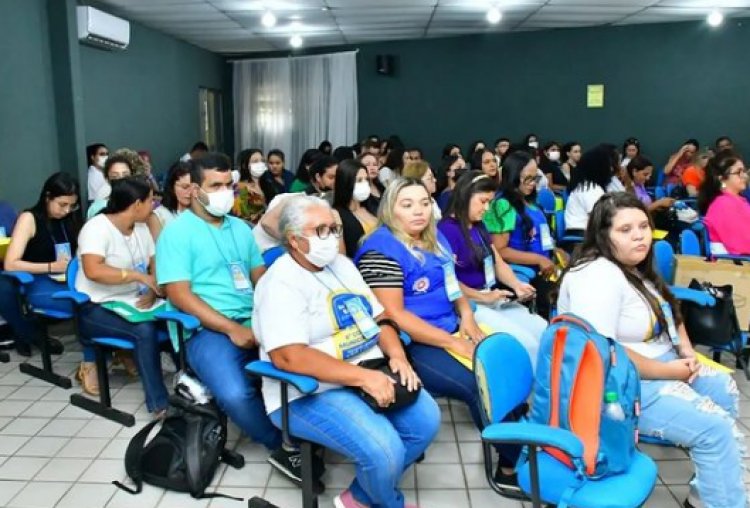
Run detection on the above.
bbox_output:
[540,141,565,192]
[355,178,522,493]
[318,140,332,156]
[305,156,338,195]
[233,149,267,224]
[378,147,405,187]
[180,141,208,162]
[1,172,80,356]
[557,192,746,508]
[87,154,133,219]
[716,136,734,153]
[148,161,192,239]
[466,140,486,161]
[254,194,439,508]
[494,137,511,164]
[524,133,539,150]
[471,148,500,184]
[442,143,462,159]
[436,155,465,213]
[290,148,323,193]
[484,152,558,318]
[626,156,675,213]
[260,149,295,203]
[681,150,711,197]
[559,141,581,189]
[334,159,378,258]
[565,144,617,234]
[156,152,306,482]
[438,171,546,365]
[698,151,750,255]
[86,143,110,202]
[359,152,384,215]
[664,139,699,186]
[402,161,442,220]
[620,137,640,169]
[75,176,167,407]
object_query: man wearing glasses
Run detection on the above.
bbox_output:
[156,152,321,487]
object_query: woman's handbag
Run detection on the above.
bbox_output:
[681,279,740,347]
[356,357,421,412]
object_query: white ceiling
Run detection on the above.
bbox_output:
[92,0,750,54]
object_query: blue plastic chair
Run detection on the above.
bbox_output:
[262,245,286,267]
[54,258,179,426]
[693,220,750,263]
[474,333,658,507]
[510,264,536,283]
[0,270,74,388]
[536,188,556,218]
[679,229,703,256]
[554,210,584,245]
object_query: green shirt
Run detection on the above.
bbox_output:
[483,198,517,234]
[290,178,308,193]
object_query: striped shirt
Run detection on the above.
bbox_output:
[356,251,404,288]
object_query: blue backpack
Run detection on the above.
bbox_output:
[529,313,641,478]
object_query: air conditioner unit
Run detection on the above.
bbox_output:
[77,6,130,51]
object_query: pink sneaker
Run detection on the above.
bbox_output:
[333,489,368,508]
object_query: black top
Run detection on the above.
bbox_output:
[336,207,366,258]
[22,208,78,263]
[363,194,381,216]
[259,169,295,203]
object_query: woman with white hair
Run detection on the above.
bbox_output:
[252,195,439,508]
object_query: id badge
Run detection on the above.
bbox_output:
[483,255,496,289]
[229,262,251,294]
[344,298,379,340]
[55,242,72,260]
[660,302,680,345]
[134,261,149,296]
[442,262,462,302]
[539,223,555,251]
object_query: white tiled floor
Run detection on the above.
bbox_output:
[1,333,749,508]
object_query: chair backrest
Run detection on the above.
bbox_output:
[653,240,675,284]
[554,210,566,241]
[680,229,702,256]
[262,246,285,267]
[474,333,533,426]
[537,188,556,215]
[654,186,666,200]
[66,257,79,291]
[655,166,666,187]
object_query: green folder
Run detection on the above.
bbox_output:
[101,299,166,323]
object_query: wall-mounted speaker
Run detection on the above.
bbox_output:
[376,54,394,76]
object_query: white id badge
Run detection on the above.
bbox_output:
[442,262,462,302]
[229,262,251,293]
[539,223,555,251]
[344,298,379,340]
[660,302,680,345]
[483,255,496,289]
[55,242,72,260]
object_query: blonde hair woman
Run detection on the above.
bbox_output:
[401,161,441,220]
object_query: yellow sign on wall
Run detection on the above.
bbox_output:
[587,84,604,108]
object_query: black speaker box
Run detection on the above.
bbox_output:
[376,54,394,75]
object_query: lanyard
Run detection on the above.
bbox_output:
[475,227,492,258]
[43,218,69,245]
[311,266,355,295]
[204,220,244,265]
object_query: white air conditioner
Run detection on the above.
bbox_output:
[77,6,130,51]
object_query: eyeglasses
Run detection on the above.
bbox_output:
[305,223,343,240]
[727,168,748,177]
[54,201,80,212]
[522,175,542,185]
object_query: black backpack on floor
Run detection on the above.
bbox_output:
[113,394,245,501]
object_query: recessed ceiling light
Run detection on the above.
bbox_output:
[707,10,724,27]
[321,6,329,11]
[486,7,502,24]
[261,11,277,28]
[290,35,303,48]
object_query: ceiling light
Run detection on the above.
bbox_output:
[261,11,277,28]
[486,7,502,24]
[290,35,303,48]
[707,10,723,27]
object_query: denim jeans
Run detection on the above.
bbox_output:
[78,304,169,413]
[186,328,281,451]
[473,302,547,371]
[269,388,440,508]
[640,350,747,508]
[0,275,72,345]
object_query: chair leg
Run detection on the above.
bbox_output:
[18,321,71,389]
[301,441,318,508]
[69,346,135,427]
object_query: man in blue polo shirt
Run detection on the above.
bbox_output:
[156,153,313,485]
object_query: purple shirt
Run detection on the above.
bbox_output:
[633,184,652,206]
[437,217,491,289]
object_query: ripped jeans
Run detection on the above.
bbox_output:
[640,350,747,508]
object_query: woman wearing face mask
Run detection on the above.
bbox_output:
[254,195,438,508]
[1,173,81,357]
[436,154,465,214]
[86,154,134,219]
[260,149,295,203]
[86,143,110,202]
[148,161,192,240]
[75,176,169,411]
[524,133,539,150]
[359,153,384,216]
[470,148,500,184]
[306,156,338,196]
[333,159,379,258]
[402,161,442,221]
[291,148,324,193]
[355,178,523,495]
[233,149,268,224]
[557,192,747,508]
[540,141,565,193]
[559,141,581,189]
[438,171,546,367]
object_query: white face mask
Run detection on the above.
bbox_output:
[199,188,234,217]
[528,141,539,149]
[249,162,267,178]
[231,170,241,185]
[302,234,339,268]
[547,150,560,162]
[352,181,371,202]
[96,155,108,168]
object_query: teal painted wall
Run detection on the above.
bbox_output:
[80,20,228,177]
[355,19,750,166]
[0,0,60,209]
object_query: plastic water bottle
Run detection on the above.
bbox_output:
[604,392,625,421]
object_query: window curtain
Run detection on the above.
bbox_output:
[233,50,358,168]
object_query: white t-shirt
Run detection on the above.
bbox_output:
[607,177,626,193]
[557,257,672,359]
[153,206,178,228]
[76,214,155,304]
[564,183,606,231]
[87,165,110,201]
[253,253,385,413]
[252,192,305,252]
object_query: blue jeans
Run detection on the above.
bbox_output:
[186,329,281,451]
[78,304,169,413]
[0,275,72,345]
[269,388,440,508]
[640,350,747,508]
[473,302,547,371]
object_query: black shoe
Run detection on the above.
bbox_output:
[35,336,64,355]
[15,341,32,357]
[0,337,15,351]
[267,447,325,493]
[493,464,528,500]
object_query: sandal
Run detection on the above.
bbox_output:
[112,350,139,378]
[76,362,99,396]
